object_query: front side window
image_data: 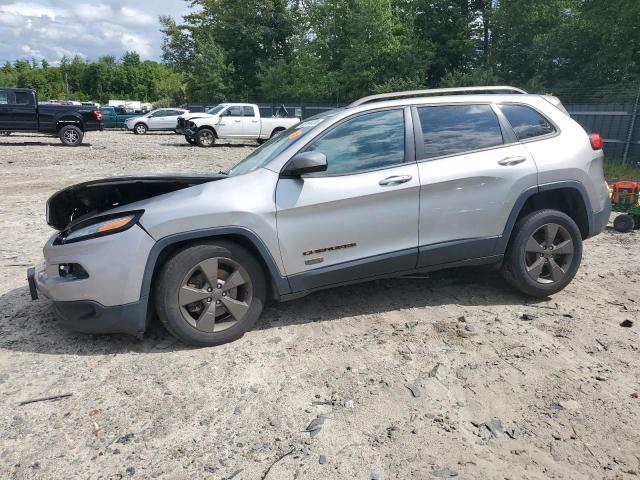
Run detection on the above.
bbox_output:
[226,106,242,117]
[500,104,556,140]
[305,109,405,175]
[0,90,7,104]
[417,105,503,159]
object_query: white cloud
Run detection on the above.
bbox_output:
[0,0,190,64]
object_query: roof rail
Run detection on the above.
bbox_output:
[348,86,527,107]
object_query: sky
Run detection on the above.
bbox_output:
[0,0,190,65]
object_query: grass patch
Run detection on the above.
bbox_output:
[604,160,640,181]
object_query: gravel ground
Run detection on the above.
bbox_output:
[1,130,639,480]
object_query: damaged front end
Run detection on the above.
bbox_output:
[47,174,226,231]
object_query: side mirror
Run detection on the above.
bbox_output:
[281,152,327,178]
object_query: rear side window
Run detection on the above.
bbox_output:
[417,105,503,159]
[13,91,32,105]
[243,106,255,117]
[306,109,405,175]
[500,104,555,140]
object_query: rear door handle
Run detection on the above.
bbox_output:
[379,175,412,186]
[498,156,527,166]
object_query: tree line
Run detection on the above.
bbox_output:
[2,0,639,106]
[0,52,185,106]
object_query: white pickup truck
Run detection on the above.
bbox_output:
[175,103,300,147]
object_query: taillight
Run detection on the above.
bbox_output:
[94,110,102,122]
[589,133,603,150]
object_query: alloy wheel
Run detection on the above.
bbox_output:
[199,130,214,146]
[64,129,79,144]
[179,257,252,332]
[524,223,574,284]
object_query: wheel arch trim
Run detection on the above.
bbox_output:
[139,226,291,302]
[495,181,595,254]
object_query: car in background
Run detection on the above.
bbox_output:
[124,108,189,135]
[0,87,102,146]
[100,106,141,129]
[175,103,300,147]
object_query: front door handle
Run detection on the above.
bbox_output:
[498,156,527,166]
[379,175,412,186]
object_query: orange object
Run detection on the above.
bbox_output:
[611,180,639,206]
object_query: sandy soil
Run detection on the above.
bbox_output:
[0,130,639,480]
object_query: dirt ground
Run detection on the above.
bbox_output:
[0,130,639,480]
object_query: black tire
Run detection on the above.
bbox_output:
[501,209,583,297]
[58,125,84,146]
[195,128,216,147]
[134,123,148,135]
[613,214,635,233]
[154,241,266,347]
[1,131,10,136]
[271,128,285,138]
[185,135,197,145]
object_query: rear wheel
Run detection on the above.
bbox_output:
[134,123,148,135]
[502,209,582,297]
[59,125,84,146]
[185,135,197,145]
[154,241,266,346]
[195,128,216,147]
[613,214,635,233]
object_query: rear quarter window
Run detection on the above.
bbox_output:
[499,104,556,140]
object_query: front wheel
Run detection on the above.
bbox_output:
[59,125,84,146]
[502,209,582,297]
[154,241,266,346]
[195,128,216,147]
[134,123,148,135]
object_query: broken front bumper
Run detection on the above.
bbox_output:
[27,225,155,336]
[175,126,196,136]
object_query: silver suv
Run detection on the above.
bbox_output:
[28,86,611,346]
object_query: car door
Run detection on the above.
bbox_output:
[413,103,538,267]
[163,110,184,130]
[0,89,10,130]
[146,110,166,130]
[217,106,244,137]
[10,91,37,130]
[275,107,420,291]
[241,106,260,137]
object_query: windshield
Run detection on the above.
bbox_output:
[207,104,225,115]
[227,113,336,176]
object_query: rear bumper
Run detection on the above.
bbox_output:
[588,199,611,238]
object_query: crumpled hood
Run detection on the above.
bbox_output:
[47,174,227,231]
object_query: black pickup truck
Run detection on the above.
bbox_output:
[0,88,102,146]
